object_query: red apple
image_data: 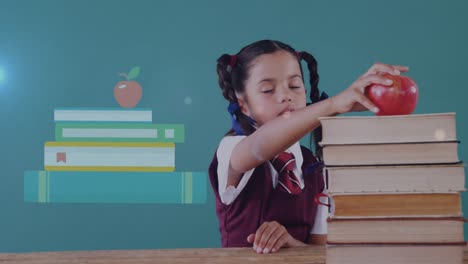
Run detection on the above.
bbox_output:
[365,73,418,116]
[114,66,142,108]
[114,81,142,108]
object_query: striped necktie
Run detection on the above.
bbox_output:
[271,152,302,194]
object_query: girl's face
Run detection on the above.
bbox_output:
[238,50,307,127]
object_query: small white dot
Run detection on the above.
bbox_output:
[434,129,446,141]
[376,90,383,97]
[410,86,417,93]
[184,96,192,105]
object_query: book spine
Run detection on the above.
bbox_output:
[44,142,175,171]
[327,164,466,194]
[24,171,207,204]
[55,123,184,143]
[44,142,175,147]
[43,166,175,172]
[54,108,153,111]
[331,193,462,218]
[54,108,153,122]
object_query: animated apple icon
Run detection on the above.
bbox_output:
[114,66,142,108]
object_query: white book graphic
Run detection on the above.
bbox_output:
[62,128,157,138]
[44,142,174,172]
[54,108,152,122]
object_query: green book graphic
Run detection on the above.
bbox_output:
[24,171,206,204]
[55,123,184,142]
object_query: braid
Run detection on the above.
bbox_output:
[216,54,237,102]
[298,51,323,161]
[216,54,256,136]
[298,51,320,103]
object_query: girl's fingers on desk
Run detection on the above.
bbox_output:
[255,223,279,253]
[270,232,290,253]
[252,222,268,250]
[251,221,289,254]
[262,225,288,254]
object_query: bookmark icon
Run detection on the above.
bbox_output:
[56,152,67,164]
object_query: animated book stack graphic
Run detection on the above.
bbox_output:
[320,113,466,264]
[24,108,207,204]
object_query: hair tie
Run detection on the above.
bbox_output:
[227,102,257,136]
[319,91,329,101]
[295,51,301,58]
[227,101,240,116]
[229,55,237,68]
[227,102,243,135]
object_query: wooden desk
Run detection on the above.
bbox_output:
[1,246,468,264]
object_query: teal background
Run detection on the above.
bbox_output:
[1,0,467,252]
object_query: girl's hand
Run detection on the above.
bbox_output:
[246,221,306,254]
[330,62,409,114]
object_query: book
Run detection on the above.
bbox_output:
[24,171,206,204]
[55,123,185,143]
[326,163,466,194]
[319,113,456,145]
[44,142,175,172]
[54,108,152,122]
[326,244,465,264]
[331,193,462,218]
[327,217,465,244]
[322,141,459,166]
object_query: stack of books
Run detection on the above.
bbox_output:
[319,113,466,264]
[24,108,207,204]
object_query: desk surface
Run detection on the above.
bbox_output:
[1,246,468,264]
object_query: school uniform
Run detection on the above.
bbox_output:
[208,136,327,247]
